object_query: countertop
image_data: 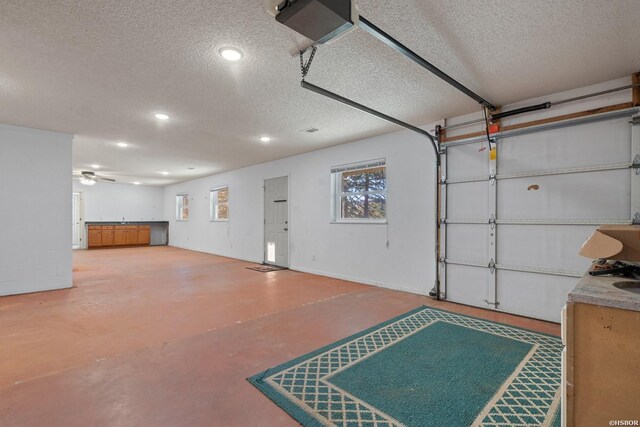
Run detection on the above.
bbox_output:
[569,271,640,312]
[85,221,169,225]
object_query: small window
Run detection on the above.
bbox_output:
[210,187,229,221]
[331,159,386,223]
[176,193,189,221]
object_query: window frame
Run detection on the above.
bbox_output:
[210,186,229,222]
[330,159,387,224]
[176,193,189,221]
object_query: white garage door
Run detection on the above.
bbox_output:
[439,109,639,322]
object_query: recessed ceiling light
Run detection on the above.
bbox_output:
[132,181,141,185]
[260,136,271,143]
[154,113,169,120]
[159,171,169,175]
[91,164,100,169]
[219,47,243,61]
[117,142,128,148]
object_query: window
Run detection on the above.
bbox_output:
[331,159,386,222]
[176,193,189,221]
[210,186,229,221]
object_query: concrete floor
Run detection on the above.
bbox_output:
[0,247,559,426]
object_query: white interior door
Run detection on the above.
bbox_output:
[264,176,289,267]
[441,114,635,322]
[72,192,81,249]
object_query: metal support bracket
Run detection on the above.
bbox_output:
[634,213,640,225]
[489,172,496,185]
[488,258,496,274]
[299,45,318,81]
[484,299,500,307]
[488,214,496,230]
[633,154,640,175]
[631,116,640,126]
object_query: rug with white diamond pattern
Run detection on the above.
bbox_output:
[248,306,562,427]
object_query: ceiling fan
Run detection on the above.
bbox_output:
[75,170,116,186]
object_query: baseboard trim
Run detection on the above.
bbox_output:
[290,265,428,296]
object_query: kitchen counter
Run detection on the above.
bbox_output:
[568,270,640,312]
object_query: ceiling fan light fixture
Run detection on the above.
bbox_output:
[80,177,96,186]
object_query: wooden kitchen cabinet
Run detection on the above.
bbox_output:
[87,224,160,249]
[113,226,128,246]
[137,225,150,245]
[88,226,102,247]
[125,226,138,245]
[101,226,114,246]
[564,275,640,426]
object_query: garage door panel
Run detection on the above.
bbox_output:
[496,271,576,322]
[442,111,633,322]
[448,182,489,219]
[445,265,489,308]
[447,224,488,261]
[447,144,489,180]
[497,170,630,220]
[497,225,595,273]
[498,117,631,174]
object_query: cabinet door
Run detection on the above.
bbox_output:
[137,226,150,245]
[101,227,114,246]
[88,229,102,247]
[126,226,138,245]
[114,228,127,245]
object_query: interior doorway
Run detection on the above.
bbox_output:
[264,176,289,267]
[72,192,82,249]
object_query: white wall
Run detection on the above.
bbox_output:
[164,76,635,306]
[73,181,164,222]
[0,124,73,296]
[164,128,438,295]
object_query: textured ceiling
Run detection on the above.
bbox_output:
[0,0,639,185]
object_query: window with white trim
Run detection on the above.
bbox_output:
[210,186,229,221]
[176,193,189,221]
[331,159,386,222]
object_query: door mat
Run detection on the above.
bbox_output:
[248,306,562,427]
[246,265,288,273]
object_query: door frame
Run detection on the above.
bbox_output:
[263,174,290,267]
[72,192,85,249]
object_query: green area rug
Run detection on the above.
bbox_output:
[248,306,562,427]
